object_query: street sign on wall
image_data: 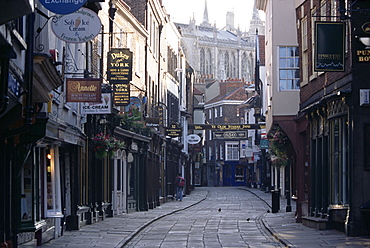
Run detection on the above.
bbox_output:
[212,131,247,140]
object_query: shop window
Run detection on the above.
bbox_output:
[44,146,63,217]
[235,165,244,182]
[21,157,33,224]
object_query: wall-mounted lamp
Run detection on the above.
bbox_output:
[356,36,370,49]
[47,154,52,160]
[99,115,108,125]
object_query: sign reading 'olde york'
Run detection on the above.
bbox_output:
[107,48,133,82]
[51,7,101,43]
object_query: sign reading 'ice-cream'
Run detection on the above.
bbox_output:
[51,7,101,43]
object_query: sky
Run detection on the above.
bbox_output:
[162,0,262,32]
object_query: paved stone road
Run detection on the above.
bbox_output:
[126,187,282,247]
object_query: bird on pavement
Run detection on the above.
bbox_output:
[218,208,221,212]
[267,209,270,213]
[246,218,250,221]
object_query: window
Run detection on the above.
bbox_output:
[209,146,212,161]
[209,109,212,119]
[215,108,218,118]
[220,106,223,117]
[226,143,239,160]
[220,145,224,160]
[301,17,309,86]
[279,47,300,90]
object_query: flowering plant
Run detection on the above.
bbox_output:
[91,133,125,159]
[269,127,292,167]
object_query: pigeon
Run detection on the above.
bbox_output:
[218,208,222,212]
[246,218,250,221]
[267,209,270,213]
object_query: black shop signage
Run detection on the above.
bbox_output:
[107,48,133,82]
[166,122,182,137]
[315,22,345,72]
[113,82,130,106]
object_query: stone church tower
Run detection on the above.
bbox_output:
[175,0,264,82]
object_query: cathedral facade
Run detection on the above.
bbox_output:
[175,1,264,82]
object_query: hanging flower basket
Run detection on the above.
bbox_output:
[91,133,125,159]
[269,127,292,167]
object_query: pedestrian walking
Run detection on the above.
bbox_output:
[175,173,185,201]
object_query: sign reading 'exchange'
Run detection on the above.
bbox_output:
[39,0,87,15]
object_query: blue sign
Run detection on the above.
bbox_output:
[260,139,269,149]
[39,0,87,14]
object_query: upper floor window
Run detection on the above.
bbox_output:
[209,109,212,119]
[279,46,300,90]
[215,108,218,118]
[226,143,239,160]
[220,106,223,117]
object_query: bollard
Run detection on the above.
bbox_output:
[272,190,280,213]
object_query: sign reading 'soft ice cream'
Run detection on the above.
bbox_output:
[51,7,101,43]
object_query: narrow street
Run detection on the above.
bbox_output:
[126,187,282,247]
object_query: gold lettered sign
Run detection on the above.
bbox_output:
[166,122,182,137]
[66,78,101,102]
[154,106,164,126]
[113,82,130,106]
[189,124,265,130]
[107,48,133,82]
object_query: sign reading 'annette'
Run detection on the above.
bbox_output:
[66,78,101,102]
[107,48,133,82]
[39,0,87,14]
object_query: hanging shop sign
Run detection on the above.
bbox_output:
[107,48,133,82]
[166,122,182,137]
[51,7,101,43]
[113,82,130,106]
[66,78,101,102]
[187,134,201,144]
[212,131,247,140]
[81,93,111,114]
[154,106,163,126]
[315,22,345,72]
[39,0,87,14]
[124,97,142,121]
